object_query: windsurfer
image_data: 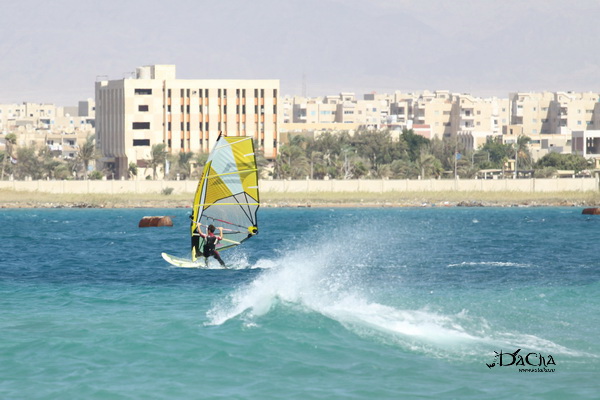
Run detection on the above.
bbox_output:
[197,224,226,267]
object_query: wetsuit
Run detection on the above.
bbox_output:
[201,232,225,266]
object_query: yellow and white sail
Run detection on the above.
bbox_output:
[191,135,259,257]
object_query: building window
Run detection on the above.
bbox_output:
[138,105,149,112]
[133,139,150,146]
[132,122,150,129]
[134,88,152,95]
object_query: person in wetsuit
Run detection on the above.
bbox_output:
[197,224,226,267]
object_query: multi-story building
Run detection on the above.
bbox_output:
[572,130,600,168]
[0,101,95,163]
[411,90,453,139]
[95,65,280,179]
[550,91,598,134]
[389,91,414,126]
[454,95,510,150]
[509,92,555,136]
[508,91,599,136]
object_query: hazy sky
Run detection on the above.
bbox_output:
[2,0,600,106]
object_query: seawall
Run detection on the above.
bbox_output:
[0,177,598,194]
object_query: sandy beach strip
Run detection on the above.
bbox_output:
[1,188,599,209]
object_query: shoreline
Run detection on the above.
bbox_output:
[1,189,598,209]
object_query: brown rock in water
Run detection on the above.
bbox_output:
[139,216,174,227]
[582,208,600,215]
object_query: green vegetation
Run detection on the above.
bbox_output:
[0,129,595,182]
[148,143,167,180]
[270,130,594,180]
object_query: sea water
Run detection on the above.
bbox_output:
[1,207,599,399]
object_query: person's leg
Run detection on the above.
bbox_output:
[213,250,226,267]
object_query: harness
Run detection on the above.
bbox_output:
[203,234,218,256]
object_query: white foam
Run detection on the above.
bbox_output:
[205,228,581,359]
[447,261,533,268]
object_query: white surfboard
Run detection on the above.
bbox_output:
[161,252,227,269]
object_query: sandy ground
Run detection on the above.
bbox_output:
[1,189,599,209]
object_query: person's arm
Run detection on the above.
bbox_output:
[197,224,206,238]
[217,227,223,240]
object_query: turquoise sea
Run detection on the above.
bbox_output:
[1,206,599,399]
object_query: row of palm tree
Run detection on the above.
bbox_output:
[0,134,97,180]
[1,130,593,180]
[272,129,593,180]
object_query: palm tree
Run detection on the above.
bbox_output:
[514,135,532,176]
[193,153,209,179]
[78,134,96,179]
[274,144,309,179]
[308,150,323,179]
[1,133,17,180]
[15,146,42,180]
[417,149,443,179]
[176,151,195,179]
[128,162,138,179]
[39,146,62,179]
[148,143,167,180]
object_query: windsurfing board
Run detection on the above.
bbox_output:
[161,252,227,269]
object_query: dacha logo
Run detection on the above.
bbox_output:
[486,349,556,372]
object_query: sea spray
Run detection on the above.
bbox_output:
[207,219,583,361]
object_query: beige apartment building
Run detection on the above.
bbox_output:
[0,101,94,135]
[95,64,280,179]
[510,91,599,136]
[551,91,598,133]
[454,95,510,150]
[572,130,600,168]
[0,101,95,162]
[283,92,388,132]
[288,89,600,163]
